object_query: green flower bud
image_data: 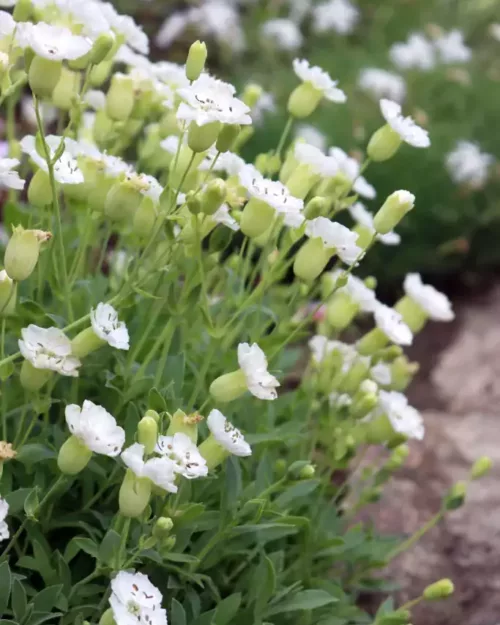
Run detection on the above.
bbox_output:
[52,67,81,110]
[367,124,403,162]
[93,110,114,145]
[13,0,32,21]
[153,516,174,539]
[351,392,378,420]
[28,168,53,208]
[119,469,152,518]
[288,83,322,118]
[145,409,160,423]
[216,124,240,153]
[138,416,158,455]
[185,40,207,82]
[274,458,287,476]
[241,83,263,109]
[293,237,332,283]
[99,609,115,625]
[240,198,275,238]
[373,190,415,235]
[357,328,389,356]
[197,435,228,471]
[19,360,53,392]
[186,191,202,215]
[327,292,359,330]
[187,121,221,153]
[375,609,411,625]
[57,435,93,475]
[395,295,427,333]
[338,360,371,395]
[167,409,201,444]
[91,31,116,65]
[364,276,377,289]
[106,74,135,121]
[68,50,92,71]
[5,226,51,281]
[386,443,409,470]
[28,56,62,99]
[209,369,248,403]
[390,356,419,392]
[133,197,158,239]
[286,164,320,199]
[423,579,455,600]
[200,179,226,215]
[443,481,467,510]
[0,270,16,317]
[105,179,141,222]
[71,326,106,359]
[471,456,493,479]
[161,535,177,552]
[304,196,329,219]
[89,60,113,87]
[299,464,316,479]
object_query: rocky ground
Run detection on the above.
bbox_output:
[365,283,500,625]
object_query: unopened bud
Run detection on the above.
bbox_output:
[209,369,247,403]
[0,270,16,317]
[423,578,455,600]
[386,443,409,470]
[145,409,160,423]
[106,74,134,121]
[364,276,377,289]
[57,435,92,475]
[304,196,329,219]
[90,60,113,87]
[293,238,332,283]
[138,416,158,455]
[186,40,207,82]
[471,456,493,480]
[52,67,81,110]
[367,124,402,162]
[28,56,61,99]
[91,31,116,65]
[298,464,315,479]
[186,191,202,215]
[444,481,467,510]
[216,124,240,153]
[242,83,263,109]
[119,469,152,518]
[153,516,174,538]
[274,458,287,476]
[5,226,50,281]
[373,190,415,234]
[201,178,226,215]
[187,121,221,153]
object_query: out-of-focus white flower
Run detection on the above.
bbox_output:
[312,0,360,35]
[239,167,304,220]
[19,325,81,377]
[377,390,424,440]
[358,68,406,103]
[84,90,106,111]
[434,30,471,64]
[207,409,252,456]
[212,204,240,231]
[293,59,347,103]
[91,303,130,350]
[328,147,376,199]
[200,150,247,177]
[21,96,58,129]
[305,217,362,265]
[403,274,454,321]
[0,158,25,190]
[250,90,276,125]
[490,23,500,42]
[289,0,313,24]
[156,432,208,479]
[261,18,303,51]
[0,497,8,542]
[349,202,401,245]
[237,342,280,400]
[16,22,92,60]
[110,571,167,625]
[295,124,327,152]
[373,304,413,346]
[20,135,84,184]
[100,3,149,54]
[380,99,430,148]
[177,75,252,127]
[121,443,178,493]
[327,269,378,312]
[65,400,125,457]
[371,362,392,385]
[155,11,190,48]
[295,142,338,177]
[445,140,493,188]
[0,10,15,38]
[389,32,435,71]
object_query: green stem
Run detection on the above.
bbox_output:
[387,510,444,562]
[83,464,121,511]
[276,115,294,159]
[69,205,94,284]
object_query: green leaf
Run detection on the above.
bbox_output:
[173,504,205,529]
[16,445,56,466]
[0,561,12,617]
[221,457,241,515]
[253,556,276,619]
[274,480,320,508]
[11,578,28,622]
[98,529,121,566]
[69,537,99,561]
[31,585,63,613]
[5,488,35,514]
[0,361,14,381]
[163,553,199,564]
[212,593,241,625]
[231,523,298,542]
[170,599,187,625]
[24,487,40,519]
[148,387,166,413]
[265,590,337,616]
[27,612,64,625]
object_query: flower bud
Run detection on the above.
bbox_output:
[145,409,160,423]
[185,40,207,82]
[20,360,53,392]
[338,360,371,395]
[423,579,455,600]
[286,164,320,199]
[209,369,248,403]
[200,179,226,215]
[327,292,358,330]
[5,226,51,281]
[216,124,240,153]
[357,328,389,356]
[386,443,409,470]
[28,168,53,208]
[364,276,377,290]
[373,190,415,235]
[52,67,81,110]
[28,56,62,99]
[367,125,402,162]
[187,121,221,153]
[119,469,152,518]
[443,481,466,510]
[375,609,410,625]
[186,191,202,215]
[293,238,332,283]
[13,0,32,21]
[242,83,263,109]
[133,197,158,239]
[90,60,113,87]
[351,391,378,420]
[160,536,177,552]
[390,356,419,391]
[240,198,275,239]
[106,74,135,121]
[304,196,329,219]
[153,516,174,539]
[274,458,287,476]
[57,435,93,475]
[395,295,427,333]
[471,456,493,480]
[91,31,116,65]
[105,179,141,222]
[138,416,158,455]
[0,270,16,317]
[288,83,322,118]
[68,50,92,71]
[299,464,316,479]
[197,435,228,471]
[167,409,201,444]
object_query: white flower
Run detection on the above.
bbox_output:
[308,334,336,363]
[377,390,424,440]
[212,204,240,231]
[188,1,245,53]
[0,10,17,38]
[53,0,111,38]
[156,432,208,479]
[293,59,346,103]
[155,11,190,48]
[373,304,413,346]
[0,158,25,190]
[207,409,251,456]
[295,124,327,152]
[0,497,8,542]
[16,22,92,61]
[295,142,338,177]
[261,18,303,51]
[19,325,81,377]
[403,273,454,322]
[65,400,125,457]
[305,217,362,265]
[309,335,366,373]
[312,0,359,35]
[20,135,84,184]
[389,32,435,71]
[327,270,378,312]
[379,99,430,148]
[239,167,304,221]
[329,392,352,408]
[250,90,276,125]
[21,96,58,129]
[370,362,392,386]
[84,90,106,111]
[110,571,167,625]
[358,68,406,103]
[177,74,252,127]
[99,3,149,54]
[434,30,471,64]
[199,150,246,177]
[349,202,401,245]
[237,342,280,401]
[90,303,130,350]
[121,443,178,493]
[445,140,493,188]
[328,148,376,199]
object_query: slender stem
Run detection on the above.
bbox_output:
[387,510,444,562]
[13,404,29,448]
[83,464,121,511]
[276,115,294,159]
[69,205,94,284]
[118,516,131,568]
[96,223,113,275]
